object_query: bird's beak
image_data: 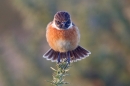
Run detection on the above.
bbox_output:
[61,22,66,29]
[61,22,65,26]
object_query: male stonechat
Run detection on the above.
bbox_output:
[43,11,91,64]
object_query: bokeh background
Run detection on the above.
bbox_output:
[0,0,130,86]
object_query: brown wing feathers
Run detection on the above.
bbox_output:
[43,46,91,62]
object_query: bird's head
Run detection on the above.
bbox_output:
[52,11,73,30]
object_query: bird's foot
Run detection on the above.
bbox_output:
[57,53,60,64]
[67,51,70,64]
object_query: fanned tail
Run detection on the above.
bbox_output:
[43,46,91,62]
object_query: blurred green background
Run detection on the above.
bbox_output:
[0,0,130,86]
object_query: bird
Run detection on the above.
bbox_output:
[43,11,91,64]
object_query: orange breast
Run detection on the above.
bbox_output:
[46,23,80,52]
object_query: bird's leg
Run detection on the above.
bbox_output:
[67,51,70,64]
[57,53,60,63]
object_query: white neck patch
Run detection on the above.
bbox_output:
[52,20,73,30]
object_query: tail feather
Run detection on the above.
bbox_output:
[76,47,84,57]
[52,52,58,61]
[44,49,52,57]
[63,52,67,59]
[49,51,54,59]
[75,48,84,58]
[60,53,64,60]
[70,51,75,60]
[60,52,67,61]
[72,50,80,60]
[43,46,91,62]
[78,46,88,55]
[44,49,53,59]
[71,51,76,61]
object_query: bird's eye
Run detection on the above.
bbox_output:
[66,20,70,25]
[64,19,71,28]
[56,21,60,24]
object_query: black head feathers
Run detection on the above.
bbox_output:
[54,11,70,21]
